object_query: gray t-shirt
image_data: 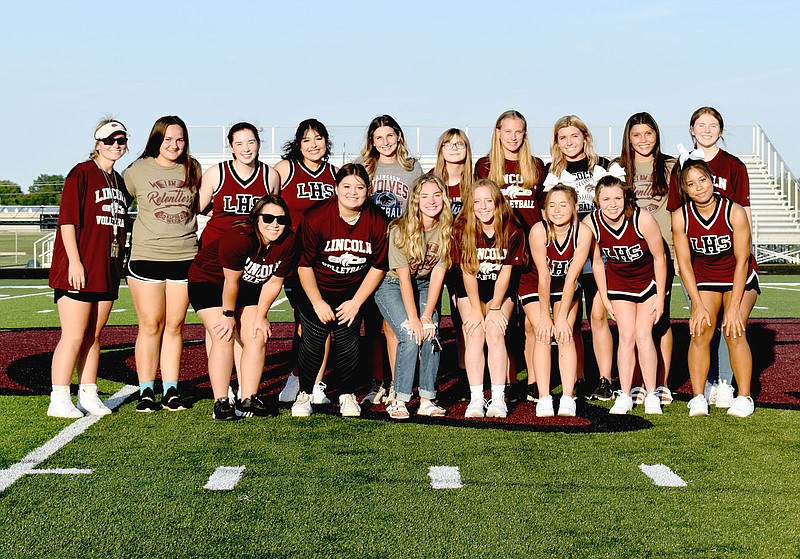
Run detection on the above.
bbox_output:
[369,159,424,220]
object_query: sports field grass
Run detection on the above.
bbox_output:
[2,275,800,330]
[1,277,799,558]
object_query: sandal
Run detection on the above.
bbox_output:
[655,386,673,405]
[386,400,409,420]
[417,400,446,417]
[630,386,647,405]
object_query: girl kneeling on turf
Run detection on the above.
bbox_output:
[452,179,526,419]
[586,172,667,415]
[671,157,758,418]
[188,195,295,420]
[524,185,593,417]
[374,173,453,419]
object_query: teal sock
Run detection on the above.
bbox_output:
[163,381,178,393]
[139,381,155,396]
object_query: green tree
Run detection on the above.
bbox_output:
[0,179,23,205]
[26,173,65,205]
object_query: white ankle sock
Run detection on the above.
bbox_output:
[51,385,70,397]
[490,384,505,401]
[469,384,483,400]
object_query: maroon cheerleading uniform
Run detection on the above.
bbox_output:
[189,224,295,307]
[521,223,582,304]
[49,160,128,297]
[667,149,750,213]
[475,156,545,231]
[452,221,526,302]
[590,208,656,301]
[280,159,335,230]
[201,161,272,246]
[682,194,759,292]
[298,198,389,299]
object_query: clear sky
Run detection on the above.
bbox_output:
[1,0,798,191]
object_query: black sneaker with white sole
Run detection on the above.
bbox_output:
[161,387,187,411]
[591,377,614,401]
[136,387,161,412]
[212,397,243,421]
[236,395,272,417]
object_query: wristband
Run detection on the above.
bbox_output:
[222,310,235,318]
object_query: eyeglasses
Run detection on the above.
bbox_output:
[101,137,128,146]
[259,213,288,225]
[442,142,466,151]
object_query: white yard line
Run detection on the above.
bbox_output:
[428,465,463,489]
[0,292,52,301]
[639,463,687,487]
[0,385,138,492]
[204,466,246,490]
[270,296,288,309]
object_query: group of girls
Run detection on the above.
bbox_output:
[46,106,759,421]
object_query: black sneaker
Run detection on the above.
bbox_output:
[526,383,539,403]
[591,377,613,401]
[136,387,161,412]
[507,383,524,405]
[236,395,271,417]
[161,387,187,411]
[212,397,243,421]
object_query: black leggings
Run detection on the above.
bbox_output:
[296,293,361,394]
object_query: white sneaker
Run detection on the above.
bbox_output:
[485,398,507,418]
[291,391,312,417]
[557,395,576,417]
[609,393,634,415]
[688,394,709,417]
[464,397,486,418]
[360,380,386,405]
[77,385,112,416]
[312,381,331,405]
[630,386,647,405]
[727,395,755,418]
[643,392,662,415]
[536,395,555,417]
[47,394,84,419]
[705,381,718,405]
[714,380,735,409]
[279,374,300,403]
[339,393,361,417]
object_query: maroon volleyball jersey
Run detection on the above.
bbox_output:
[49,160,128,294]
[298,198,389,294]
[280,159,335,229]
[447,181,463,217]
[475,156,545,230]
[682,194,757,289]
[667,149,750,212]
[452,221,526,297]
[590,208,655,297]
[201,161,272,245]
[189,224,295,286]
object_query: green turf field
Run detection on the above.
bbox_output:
[2,276,799,330]
[2,277,799,558]
[1,386,799,558]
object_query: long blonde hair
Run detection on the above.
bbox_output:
[487,110,539,187]
[549,115,599,176]
[542,185,579,245]
[390,173,453,269]
[433,128,473,191]
[454,179,514,275]
[359,114,415,178]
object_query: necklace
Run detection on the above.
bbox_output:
[339,211,360,225]
[95,160,121,259]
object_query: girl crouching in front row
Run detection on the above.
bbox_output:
[523,185,593,417]
[586,174,667,415]
[452,179,526,419]
[374,173,453,419]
